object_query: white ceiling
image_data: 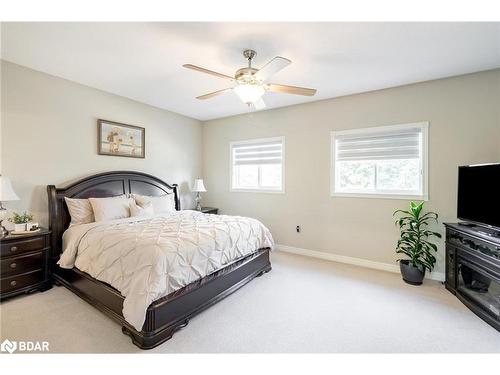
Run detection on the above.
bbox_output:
[2,22,499,121]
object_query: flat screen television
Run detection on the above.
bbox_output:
[457,163,500,230]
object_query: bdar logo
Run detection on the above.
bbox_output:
[1,339,17,354]
[0,339,49,353]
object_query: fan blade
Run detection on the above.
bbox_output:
[196,88,233,100]
[255,57,291,82]
[252,98,266,110]
[183,64,234,81]
[266,83,316,96]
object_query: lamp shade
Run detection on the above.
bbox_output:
[192,179,207,193]
[233,83,265,104]
[0,176,20,201]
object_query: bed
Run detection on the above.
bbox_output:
[47,171,272,349]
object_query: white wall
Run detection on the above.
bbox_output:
[1,61,203,226]
[202,69,500,274]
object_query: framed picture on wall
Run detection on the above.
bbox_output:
[97,119,145,158]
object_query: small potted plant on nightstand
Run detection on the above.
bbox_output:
[393,201,442,285]
[9,211,33,233]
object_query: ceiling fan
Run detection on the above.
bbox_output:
[183,49,317,110]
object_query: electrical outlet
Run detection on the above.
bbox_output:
[296,225,300,233]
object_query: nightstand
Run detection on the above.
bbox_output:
[201,207,218,214]
[0,228,52,300]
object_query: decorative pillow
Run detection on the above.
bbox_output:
[130,200,154,217]
[64,197,95,226]
[132,193,175,214]
[88,196,132,222]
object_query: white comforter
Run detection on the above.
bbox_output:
[59,210,274,331]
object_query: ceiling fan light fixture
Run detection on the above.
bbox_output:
[233,83,265,104]
[183,49,316,106]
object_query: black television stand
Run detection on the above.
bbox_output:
[444,223,500,333]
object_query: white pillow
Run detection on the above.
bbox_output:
[88,196,132,222]
[132,193,175,214]
[64,197,95,226]
[130,200,154,217]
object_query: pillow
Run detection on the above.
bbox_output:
[130,200,154,217]
[132,193,175,214]
[88,196,132,222]
[64,197,95,226]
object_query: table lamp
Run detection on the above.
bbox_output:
[192,179,207,211]
[0,176,20,237]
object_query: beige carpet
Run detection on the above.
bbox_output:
[1,251,499,353]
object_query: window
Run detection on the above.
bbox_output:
[230,137,284,193]
[331,122,428,199]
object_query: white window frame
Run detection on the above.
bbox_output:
[330,122,429,200]
[229,136,285,194]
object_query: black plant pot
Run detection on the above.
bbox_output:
[399,260,425,285]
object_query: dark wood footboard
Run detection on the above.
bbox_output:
[53,247,271,349]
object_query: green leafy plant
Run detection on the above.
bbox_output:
[9,211,33,224]
[393,201,442,272]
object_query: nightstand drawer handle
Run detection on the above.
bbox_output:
[10,246,18,252]
[10,280,17,287]
[10,262,17,269]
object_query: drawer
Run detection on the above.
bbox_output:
[1,251,44,276]
[0,236,45,257]
[1,270,43,293]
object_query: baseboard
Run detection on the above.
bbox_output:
[275,244,445,282]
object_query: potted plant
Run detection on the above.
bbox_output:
[393,201,442,285]
[9,211,33,232]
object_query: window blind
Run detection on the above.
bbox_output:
[232,140,283,165]
[335,128,421,161]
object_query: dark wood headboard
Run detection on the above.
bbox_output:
[47,171,180,266]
